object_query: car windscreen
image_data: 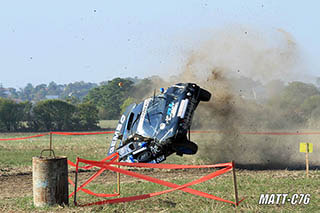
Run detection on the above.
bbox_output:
[166,86,184,96]
[142,97,166,137]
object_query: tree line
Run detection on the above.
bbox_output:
[2,76,320,132]
[0,99,99,132]
[0,77,158,132]
[0,77,143,102]
[0,81,98,102]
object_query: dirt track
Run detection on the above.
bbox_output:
[1,166,316,202]
[0,167,215,200]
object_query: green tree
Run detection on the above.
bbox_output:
[34,84,48,101]
[20,101,38,131]
[47,81,60,95]
[65,96,81,105]
[61,81,97,100]
[0,119,5,131]
[0,98,24,131]
[0,84,7,98]
[268,81,320,125]
[74,103,99,130]
[84,78,134,119]
[20,83,35,101]
[7,88,19,99]
[281,82,319,108]
[33,100,76,131]
[120,97,137,114]
[300,95,320,119]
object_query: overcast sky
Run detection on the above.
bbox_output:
[1,0,320,88]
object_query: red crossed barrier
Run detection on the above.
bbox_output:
[67,153,245,207]
[68,153,120,199]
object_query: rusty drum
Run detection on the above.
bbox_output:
[32,156,69,207]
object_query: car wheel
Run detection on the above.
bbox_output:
[172,141,198,155]
[199,88,211,102]
[137,150,153,162]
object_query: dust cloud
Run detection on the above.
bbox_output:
[169,26,319,169]
[179,27,302,83]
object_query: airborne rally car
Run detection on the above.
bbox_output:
[107,83,211,163]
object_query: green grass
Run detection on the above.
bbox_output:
[71,170,319,212]
[98,120,118,129]
[2,170,319,212]
[1,130,320,212]
[0,133,113,168]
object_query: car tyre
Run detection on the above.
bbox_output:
[199,88,211,102]
[137,150,153,162]
[172,141,198,155]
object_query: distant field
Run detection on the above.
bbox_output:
[98,120,118,130]
[0,132,196,169]
[0,133,112,169]
[0,130,320,212]
[0,129,319,169]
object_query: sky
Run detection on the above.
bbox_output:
[1,0,320,88]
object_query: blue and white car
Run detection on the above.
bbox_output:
[107,83,211,163]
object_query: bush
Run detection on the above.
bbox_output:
[33,99,76,131]
[74,103,99,130]
[0,98,24,131]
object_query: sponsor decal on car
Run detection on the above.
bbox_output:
[177,99,189,118]
[108,114,126,155]
[137,98,151,135]
[165,102,179,123]
[156,155,165,163]
[172,84,185,89]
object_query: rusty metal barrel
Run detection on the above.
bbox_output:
[32,155,69,207]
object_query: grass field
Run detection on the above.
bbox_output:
[0,129,320,212]
[99,120,118,130]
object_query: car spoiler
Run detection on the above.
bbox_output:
[107,103,136,156]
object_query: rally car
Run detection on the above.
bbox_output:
[107,83,211,163]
